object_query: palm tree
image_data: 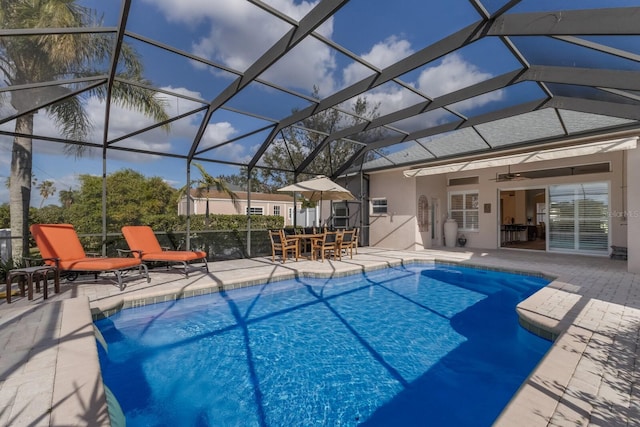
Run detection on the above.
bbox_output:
[58,188,75,208]
[1,1,169,259]
[37,180,56,208]
[178,163,240,227]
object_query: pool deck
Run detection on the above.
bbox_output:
[1,247,638,426]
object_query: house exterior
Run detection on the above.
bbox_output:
[178,190,301,227]
[361,136,640,273]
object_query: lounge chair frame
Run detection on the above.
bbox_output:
[121,226,209,278]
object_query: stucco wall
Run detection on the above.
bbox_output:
[368,149,628,253]
[368,170,423,250]
[627,146,640,273]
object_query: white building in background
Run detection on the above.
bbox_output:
[178,189,301,227]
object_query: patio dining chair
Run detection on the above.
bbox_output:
[30,224,149,291]
[350,227,359,254]
[121,226,209,277]
[311,231,341,262]
[338,229,357,259]
[268,229,299,263]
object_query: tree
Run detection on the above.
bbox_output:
[1,1,169,259]
[58,188,75,208]
[32,204,66,225]
[178,163,239,227]
[255,88,384,191]
[0,204,9,229]
[66,169,179,234]
[37,180,56,208]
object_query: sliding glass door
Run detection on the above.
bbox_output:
[548,182,609,254]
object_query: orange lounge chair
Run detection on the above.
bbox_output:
[30,224,149,291]
[121,226,209,277]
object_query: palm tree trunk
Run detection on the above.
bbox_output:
[205,198,210,227]
[9,115,34,260]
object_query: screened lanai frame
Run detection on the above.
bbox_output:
[1,0,640,252]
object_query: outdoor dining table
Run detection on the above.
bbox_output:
[287,233,324,259]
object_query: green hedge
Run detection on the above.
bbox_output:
[188,214,283,231]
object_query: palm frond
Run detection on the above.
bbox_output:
[111,81,170,128]
[193,163,240,211]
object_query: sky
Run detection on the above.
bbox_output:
[1,0,636,207]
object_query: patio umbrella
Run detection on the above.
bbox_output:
[278,175,355,202]
[278,175,355,226]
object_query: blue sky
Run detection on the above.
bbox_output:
[1,0,637,207]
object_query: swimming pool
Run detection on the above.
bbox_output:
[95,263,551,426]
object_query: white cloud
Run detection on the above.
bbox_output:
[148,0,303,72]
[340,47,503,130]
[417,54,502,103]
[199,121,255,164]
[144,0,336,95]
[200,121,236,149]
[343,36,414,86]
[262,37,337,97]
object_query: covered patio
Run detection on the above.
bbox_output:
[1,248,639,426]
[2,1,640,269]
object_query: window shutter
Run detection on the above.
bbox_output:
[549,182,608,254]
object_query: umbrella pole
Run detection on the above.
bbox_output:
[320,192,323,229]
[293,173,298,229]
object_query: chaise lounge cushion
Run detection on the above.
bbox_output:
[121,226,207,262]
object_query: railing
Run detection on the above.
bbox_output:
[90,229,274,260]
[0,229,275,262]
[3,227,367,262]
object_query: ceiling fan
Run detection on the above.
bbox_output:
[491,165,526,182]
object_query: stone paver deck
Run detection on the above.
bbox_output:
[0,247,637,426]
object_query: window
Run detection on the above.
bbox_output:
[246,207,264,215]
[548,182,609,254]
[371,198,388,215]
[448,176,479,186]
[288,207,293,220]
[333,202,349,229]
[449,191,479,231]
[273,205,281,216]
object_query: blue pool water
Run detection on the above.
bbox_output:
[95,264,551,426]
